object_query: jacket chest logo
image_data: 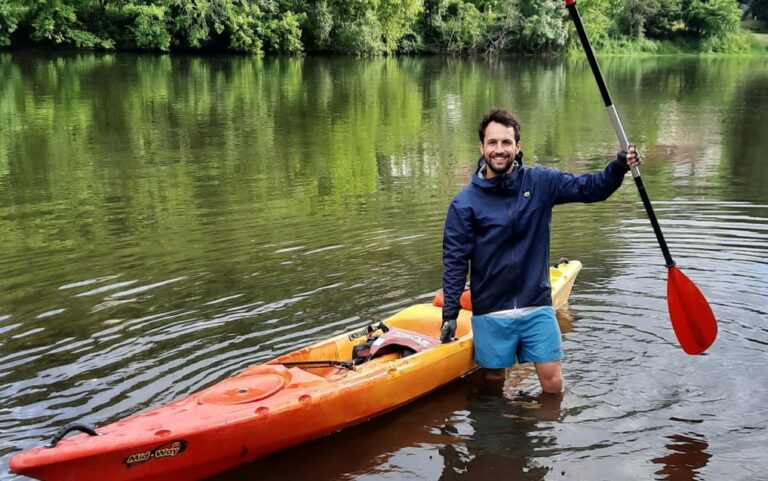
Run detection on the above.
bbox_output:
[523,190,531,198]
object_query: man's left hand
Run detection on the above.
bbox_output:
[618,145,641,169]
[440,319,457,343]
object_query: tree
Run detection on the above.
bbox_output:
[27,0,115,48]
[0,0,26,46]
[126,4,171,51]
[685,0,741,38]
[645,0,683,38]
[517,0,567,51]
[615,0,659,39]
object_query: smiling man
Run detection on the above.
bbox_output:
[440,107,638,393]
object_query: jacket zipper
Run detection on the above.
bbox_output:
[508,197,518,309]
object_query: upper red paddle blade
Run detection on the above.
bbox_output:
[667,266,718,355]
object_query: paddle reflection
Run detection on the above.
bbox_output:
[651,433,711,481]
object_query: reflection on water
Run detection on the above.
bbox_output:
[652,433,711,481]
[1,54,768,481]
[437,380,565,481]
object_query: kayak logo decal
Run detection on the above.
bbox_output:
[124,440,188,468]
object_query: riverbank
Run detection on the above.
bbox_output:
[2,1,767,57]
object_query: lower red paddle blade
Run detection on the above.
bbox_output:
[667,266,718,355]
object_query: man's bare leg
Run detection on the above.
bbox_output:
[534,361,564,393]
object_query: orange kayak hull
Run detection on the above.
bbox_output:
[10,260,582,481]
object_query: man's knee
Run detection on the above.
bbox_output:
[540,374,563,393]
[535,362,564,393]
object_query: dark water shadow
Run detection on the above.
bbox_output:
[651,433,711,481]
[437,375,564,481]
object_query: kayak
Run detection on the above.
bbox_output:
[10,259,582,481]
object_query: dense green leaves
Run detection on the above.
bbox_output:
[686,0,741,37]
[127,5,171,51]
[0,0,762,54]
[0,0,26,46]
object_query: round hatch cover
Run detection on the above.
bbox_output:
[199,374,285,405]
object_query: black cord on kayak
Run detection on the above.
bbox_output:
[274,360,355,370]
[45,423,98,448]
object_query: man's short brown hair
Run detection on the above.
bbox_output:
[478,108,521,143]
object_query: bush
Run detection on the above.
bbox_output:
[333,10,386,55]
[698,30,751,52]
[263,10,304,54]
[127,4,171,51]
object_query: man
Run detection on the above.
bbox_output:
[440,107,639,393]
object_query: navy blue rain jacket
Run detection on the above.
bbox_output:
[442,158,629,320]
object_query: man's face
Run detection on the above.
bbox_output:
[479,121,520,177]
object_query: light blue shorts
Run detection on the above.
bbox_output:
[472,306,562,368]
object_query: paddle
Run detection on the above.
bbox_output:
[564,0,717,355]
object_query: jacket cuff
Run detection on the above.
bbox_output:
[610,157,630,174]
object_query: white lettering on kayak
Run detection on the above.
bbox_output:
[124,440,187,468]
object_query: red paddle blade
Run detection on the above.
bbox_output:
[667,266,718,355]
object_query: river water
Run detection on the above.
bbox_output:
[1,53,766,481]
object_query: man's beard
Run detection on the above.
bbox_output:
[487,156,514,176]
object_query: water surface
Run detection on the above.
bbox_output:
[1,53,767,480]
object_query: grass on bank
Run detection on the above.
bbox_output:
[569,31,768,56]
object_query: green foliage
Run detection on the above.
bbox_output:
[698,30,751,52]
[615,0,658,39]
[517,0,567,52]
[644,0,683,38]
[127,4,171,51]
[0,0,763,54]
[378,0,423,52]
[167,0,226,48]
[569,0,613,48]
[0,0,26,47]
[263,10,304,53]
[333,9,386,54]
[28,0,115,49]
[685,0,741,38]
[224,1,263,53]
[319,0,422,55]
[436,0,485,53]
[304,0,333,49]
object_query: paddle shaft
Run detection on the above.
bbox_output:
[565,0,675,268]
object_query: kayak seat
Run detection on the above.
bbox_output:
[350,327,441,366]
